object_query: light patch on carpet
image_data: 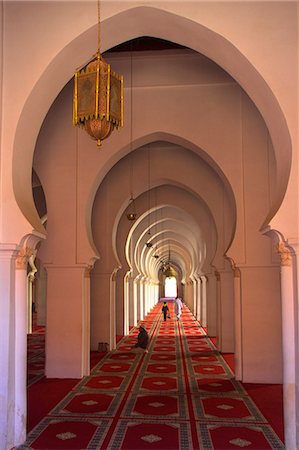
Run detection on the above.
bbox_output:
[148,402,165,408]
[56,432,77,440]
[229,438,252,447]
[82,400,98,405]
[141,434,162,443]
[217,404,234,410]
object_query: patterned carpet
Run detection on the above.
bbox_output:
[23,303,284,449]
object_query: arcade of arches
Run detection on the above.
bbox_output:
[0,2,298,450]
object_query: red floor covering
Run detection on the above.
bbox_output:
[22,305,284,449]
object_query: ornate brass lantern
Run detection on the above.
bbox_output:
[73,52,124,146]
[73,0,123,146]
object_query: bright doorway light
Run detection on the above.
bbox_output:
[165,276,177,297]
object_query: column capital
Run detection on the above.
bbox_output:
[84,264,94,278]
[15,246,35,270]
[276,242,292,267]
[28,251,37,281]
[226,256,241,278]
[15,231,45,270]
[214,270,220,281]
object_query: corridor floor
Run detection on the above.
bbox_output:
[23,302,284,449]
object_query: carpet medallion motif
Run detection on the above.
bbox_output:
[24,303,284,449]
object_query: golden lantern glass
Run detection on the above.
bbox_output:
[73,53,124,146]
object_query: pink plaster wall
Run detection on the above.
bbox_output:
[1,2,295,245]
[33,47,283,380]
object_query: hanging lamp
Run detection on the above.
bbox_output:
[73,0,124,146]
[127,195,137,221]
[145,145,152,248]
[163,266,176,278]
[126,45,137,221]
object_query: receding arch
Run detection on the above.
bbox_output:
[13,5,292,239]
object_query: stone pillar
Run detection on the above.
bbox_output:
[139,278,144,321]
[115,268,124,336]
[215,271,221,348]
[144,281,149,315]
[0,241,40,450]
[191,276,197,318]
[83,266,92,376]
[277,241,298,450]
[233,267,242,380]
[35,260,47,326]
[134,276,140,322]
[128,275,137,328]
[200,276,206,327]
[123,274,130,336]
[148,283,154,312]
[206,272,217,336]
[218,268,235,353]
[195,276,202,324]
[110,270,117,350]
[15,247,32,445]
[185,279,194,314]
[238,264,282,382]
[0,244,18,450]
[27,251,37,334]
[46,265,92,378]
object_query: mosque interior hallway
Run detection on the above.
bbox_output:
[25,302,284,449]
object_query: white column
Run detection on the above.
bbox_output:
[27,251,37,334]
[233,268,242,380]
[115,267,128,338]
[200,276,207,327]
[15,249,30,446]
[0,244,18,450]
[206,273,217,336]
[277,241,298,450]
[110,270,117,351]
[124,274,130,335]
[139,279,144,321]
[196,276,202,323]
[144,281,149,315]
[135,278,141,322]
[129,276,137,327]
[83,266,91,376]
[218,268,235,353]
[215,271,222,349]
[35,261,47,326]
[191,276,197,318]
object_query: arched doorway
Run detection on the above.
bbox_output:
[164,276,177,298]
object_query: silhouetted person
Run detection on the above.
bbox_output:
[161,301,169,321]
[175,296,183,320]
[133,324,149,353]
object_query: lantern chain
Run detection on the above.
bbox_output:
[97,0,101,55]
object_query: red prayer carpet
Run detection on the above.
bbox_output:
[21,304,284,449]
